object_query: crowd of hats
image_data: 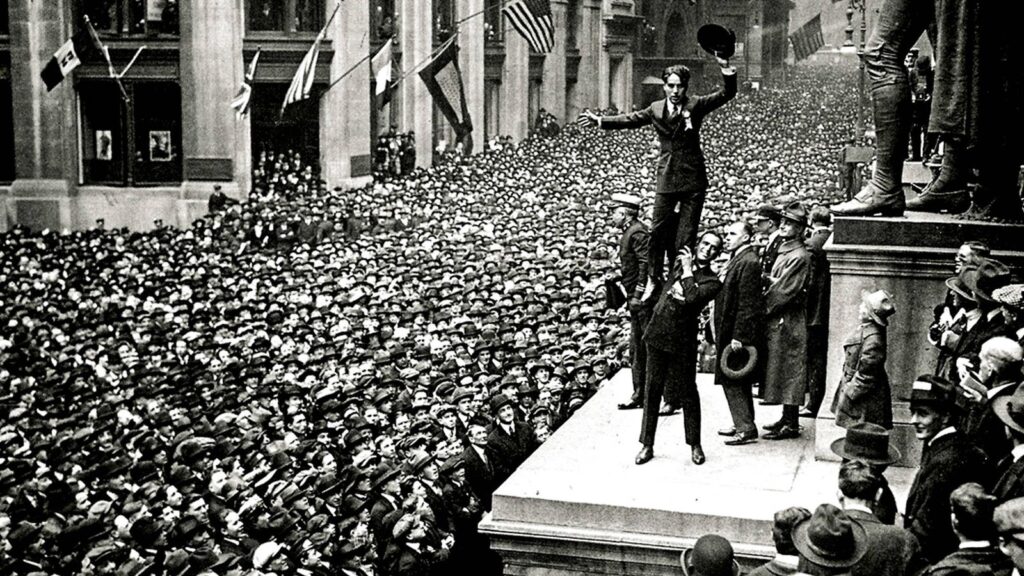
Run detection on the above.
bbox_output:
[0,62,862,575]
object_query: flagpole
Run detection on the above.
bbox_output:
[454,0,507,26]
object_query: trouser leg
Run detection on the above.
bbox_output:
[630,309,649,402]
[680,377,702,446]
[805,326,828,414]
[650,194,680,281]
[640,348,666,446]
[675,191,707,255]
[664,334,696,407]
[723,382,756,434]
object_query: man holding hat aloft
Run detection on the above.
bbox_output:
[580,48,737,281]
[609,193,652,412]
[832,290,896,430]
[762,202,811,440]
[904,374,992,563]
[713,220,766,446]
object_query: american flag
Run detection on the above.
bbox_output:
[281,29,325,115]
[231,48,261,119]
[502,0,555,53]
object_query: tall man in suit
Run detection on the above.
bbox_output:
[714,221,765,446]
[802,206,832,418]
[610,193,652,411]
[635,233,723,466]
[462,416,497,512]
[581,58,737,281]
[486,394,538,485]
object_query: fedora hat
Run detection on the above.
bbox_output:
[945,270,976,302]
[697,24,737,60]
[861,290,896,327]
[719,346,759,380]
[489,393,515,415]
[792,504,867,569]
[993,384,1024,435]
[680,534,740,576]
[904,374,956,408]
[965,259,1012,304]
[829,422,901,465]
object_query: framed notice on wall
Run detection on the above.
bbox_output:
[147,0,168,21]
[149,130,172,161]
[96,130,113,161]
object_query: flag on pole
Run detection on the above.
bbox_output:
[502,0,555,53]
[419,39,474,151]
[789,14,825,62]
[281,29,325,115]
[371,39,394,109]
[40,21,105,91]
[231,48,262,119]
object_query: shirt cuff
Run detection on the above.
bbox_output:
[721,66,737,76]
[597,117,602,128]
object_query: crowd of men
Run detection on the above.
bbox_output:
[2,58,980,576]
[373,130,417,181]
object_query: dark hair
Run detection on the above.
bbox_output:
[838,460,880,502]
[810,206,832,227]
[699,230,723,247]
[662,65,691,86]
[950,482,998,541]
[772,507,811,555]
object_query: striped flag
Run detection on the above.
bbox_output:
[502,0,555,53]
[371,39,394,109]
[281,29,325,115]
[231,48,261,119]
[789,14,825,62]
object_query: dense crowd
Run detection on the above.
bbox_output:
[373,130,417,181]
[0,62,867,575]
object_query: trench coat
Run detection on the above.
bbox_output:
[763,239,810,405]
[831,321,893,429]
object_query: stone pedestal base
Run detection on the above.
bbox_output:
[815,213,1024,468]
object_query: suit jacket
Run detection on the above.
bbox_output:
[600,70,737,195]
[923,543,1013,576]
[905,430,993,564]
[993,452,1024,501]
[748,557,800,576]
[645,264,722,354]
[832,321,892,429]
[945,311,1009,382]
[805,228,832,328]
[962,379,1016,461]
[619,220,650,299]
[462,444,497,512]
[487,420,538,484]
[369,495,399,548]
[845,509,925,576]
[713,246,766,385]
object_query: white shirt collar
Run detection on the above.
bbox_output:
[929,426,957,446]
[1017,326,1024,339]
[959,540,992,549]
[988,308,1002,322]
[773,555,800,569]
[1012,443,1024,462]
[966,308,983,330]
[843,502,875,515]
[990,381,1017,399]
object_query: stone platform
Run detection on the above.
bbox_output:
[480,370,916,576]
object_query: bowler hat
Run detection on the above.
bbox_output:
[680,534,740,576]
[490,393,515,415]
[697,24,737,59]
[829,422,901,465]
[792,504,867,569]
[993,384,1024,435]
[719,346,758,380]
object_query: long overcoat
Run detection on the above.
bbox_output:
[763,239,809,405]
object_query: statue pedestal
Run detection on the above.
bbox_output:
[815,212,1024,467]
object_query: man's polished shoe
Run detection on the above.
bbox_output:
[717,427,737,437]
[906,179,970,213]
[763,425,801,440]
[762,419,785,432]
[691,445,706,465]
[724,431,758,446]
[618,400,643,410]
[831,183,906,217]
[635,445,654,465]
[659,403,679,416]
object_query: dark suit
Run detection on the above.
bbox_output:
[905,430,993,564]
[805,227,832,414]
[369,495,399,554]
[462,444,497,512]
[713,246,765,434]
[641,264,722,447]
[944,311,1009,383]
[600,70,737,277]
[923,543,1013,576]
[993,451,1024,501]
[486,420,538,484]
[845,509,925,576]
[619,219,652,403]
[963,380,1016,461]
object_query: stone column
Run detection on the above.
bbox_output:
[179,0,245,219]
[499,16,529,141]
[457,0,485,154]
[7,0,76,230]
[321,0,373,187]
[399,0,433,168]
[541,0,567,122]
[575,0,601,109]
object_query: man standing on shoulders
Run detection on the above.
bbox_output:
[610,193,652,412]
[714,221,765,446]
[803,206,833,418]
[837,460,925,576]
[580,57,737,281]
[762,202,811,440]
[635,235,723,466]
